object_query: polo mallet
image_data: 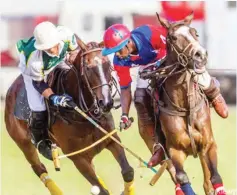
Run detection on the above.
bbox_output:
[52,101,167,184]
[57,102,157,171]
[149,160,168,186]
[51,129,118,171]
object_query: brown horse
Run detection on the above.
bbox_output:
[143,13,226,195]
[4,40,134,195]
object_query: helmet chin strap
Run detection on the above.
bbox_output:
[125,45,130,55]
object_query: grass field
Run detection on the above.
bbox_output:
[1,104,236,195]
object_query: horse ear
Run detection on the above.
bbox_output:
[98,41,104,48]
[156,12,170,29]
[184,11,194,26]
[75,34,87,51]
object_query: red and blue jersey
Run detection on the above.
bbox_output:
[113,25,167,88]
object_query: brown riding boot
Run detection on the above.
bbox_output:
[203,78,228,118]
[147,143,166,168]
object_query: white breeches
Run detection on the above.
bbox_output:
[136,66,150,88]
[22,74,46,111]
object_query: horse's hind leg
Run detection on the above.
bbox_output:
[169,147,196,195]
[5,118,62,195]
[106,139,134,195]
[71,156,110,195]
[205,142,226,195]
[199,152,214,195]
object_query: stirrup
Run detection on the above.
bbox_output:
[36,139,53,150]
[152,143,169,161]
[36,139,53,160]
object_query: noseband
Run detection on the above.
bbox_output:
[168,41,193,67]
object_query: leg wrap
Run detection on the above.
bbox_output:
[180,183,195,195]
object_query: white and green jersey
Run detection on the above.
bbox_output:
[17,26,78,81]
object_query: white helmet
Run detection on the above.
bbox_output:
[34,21,60,50]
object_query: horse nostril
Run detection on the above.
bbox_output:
[98,100,104,107]
[195,51,201,58]
[102,99,114,112]
[110,99,114,107]
[107,99,113,107]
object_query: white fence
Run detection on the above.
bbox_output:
[0,67,20,99]
[0,66,140,101]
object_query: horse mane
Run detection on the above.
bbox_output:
[86,42,100,49]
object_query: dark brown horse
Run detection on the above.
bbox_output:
[4,40,134,195]
[144,13,226,195]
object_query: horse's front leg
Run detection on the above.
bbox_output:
[199,152,214,195]
[70,156,110,195]
[169,147,196,195]
[106,137,134,195]
[205,141,226,195]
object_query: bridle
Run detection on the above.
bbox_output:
[81,48,111,92]
[75,46,118,119]
[168,40,193,67]
[166,24,200,68]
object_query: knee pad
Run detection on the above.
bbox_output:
[29,111,48,130]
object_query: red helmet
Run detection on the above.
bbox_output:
[102,24,131,56]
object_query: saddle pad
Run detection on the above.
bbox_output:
[14,84,31,121]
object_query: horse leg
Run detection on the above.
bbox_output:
[205,142,226,195]
[199,152,214,195]
[6,120,62,195]
[71,156,111,195]
[169,147,195,195]
[106,139,134,195]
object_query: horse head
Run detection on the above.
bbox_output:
[72,38,114,114]
[156,12,207,74]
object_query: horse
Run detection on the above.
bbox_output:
[142,13,226,195]
[4,39,134,195]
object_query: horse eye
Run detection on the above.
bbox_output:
[171,35,177,41]
[196,34,199,37]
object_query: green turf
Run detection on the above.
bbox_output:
[1,105,236,195]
